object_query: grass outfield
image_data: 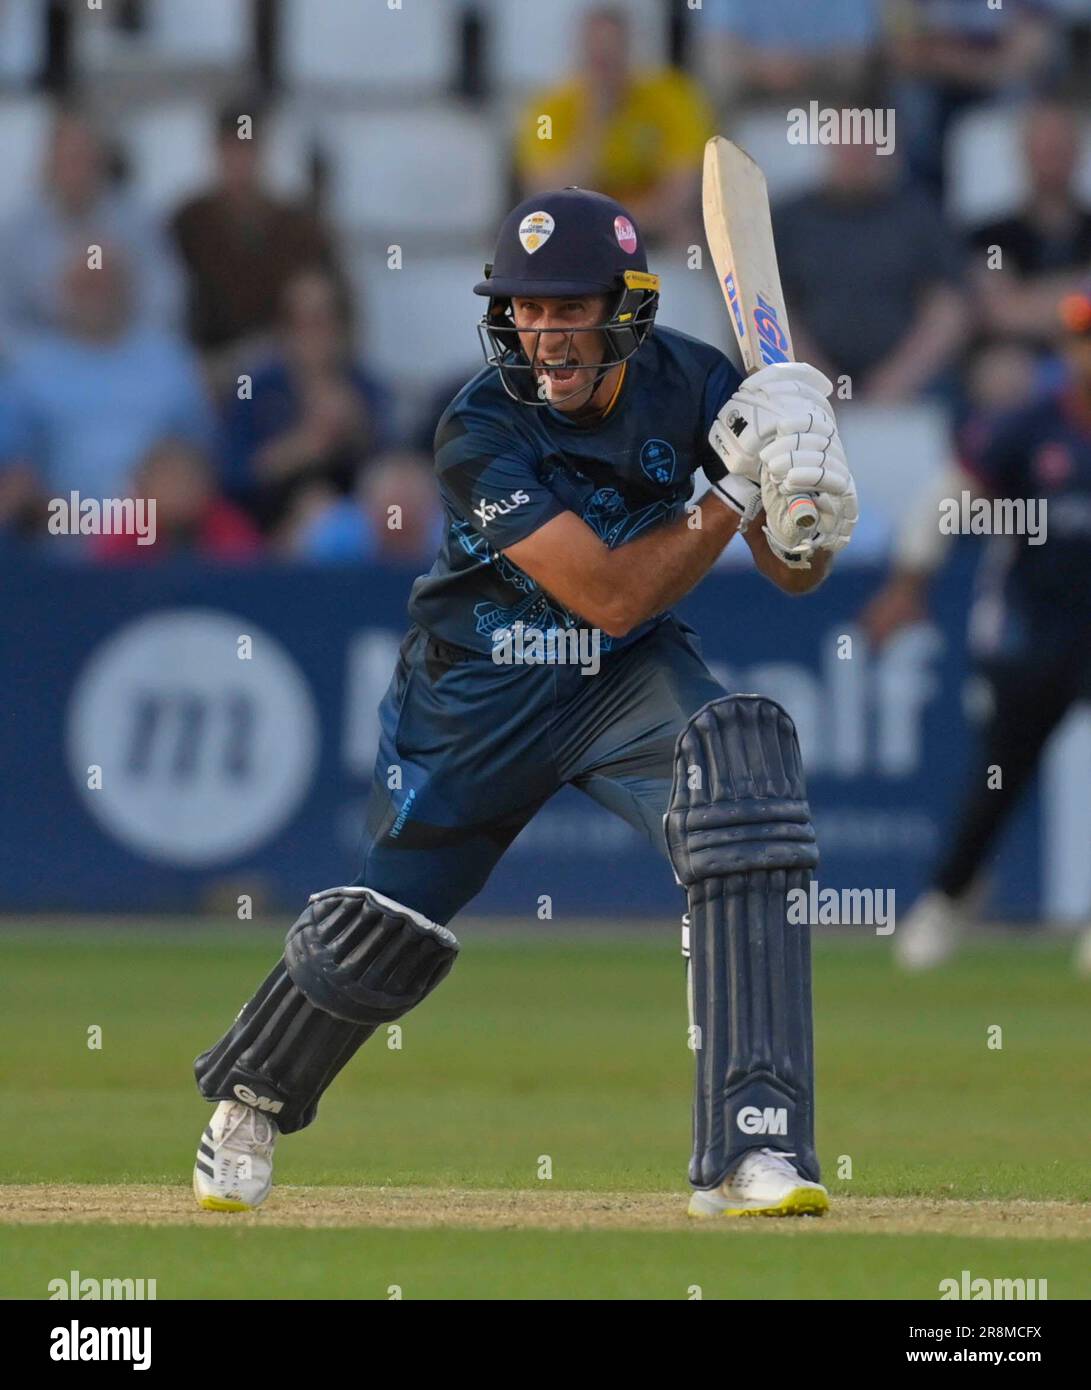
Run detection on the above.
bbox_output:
[2,923,1088,1299]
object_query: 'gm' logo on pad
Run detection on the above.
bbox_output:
[737,1106,788,1135]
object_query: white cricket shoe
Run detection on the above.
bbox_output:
[688,1147,829,1218]
[894,889,965,971]
[193,1100,278,1212]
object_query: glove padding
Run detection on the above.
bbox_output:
[759,412,858,565]
[810,478,859,555]
[760,415,851,498]
[707,363,834,488]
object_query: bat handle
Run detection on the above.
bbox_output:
[787,492,819,535]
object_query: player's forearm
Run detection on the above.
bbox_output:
[597,497,741,634]
[979,269,1085,338]
[746,524,833,594]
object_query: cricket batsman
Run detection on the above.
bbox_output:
[192,188,858,1217]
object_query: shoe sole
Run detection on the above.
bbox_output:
[688,1186,830,1219]
[195,1194,257,1212]
[192,1170,263,1213]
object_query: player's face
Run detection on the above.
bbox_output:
[511,295,611,411]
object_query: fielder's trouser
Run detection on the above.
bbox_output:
[934,650,1091,901]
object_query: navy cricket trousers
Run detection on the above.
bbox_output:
[352,617,726,924]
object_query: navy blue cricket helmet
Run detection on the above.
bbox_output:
[474,187,660,405]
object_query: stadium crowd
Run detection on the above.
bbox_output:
[0,0,1089,566]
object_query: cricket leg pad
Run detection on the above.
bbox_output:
[194,888,459,1133]
[666,695,820,1189]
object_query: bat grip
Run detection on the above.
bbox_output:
[786,492,819,534]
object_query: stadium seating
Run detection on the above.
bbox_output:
[0,0,44,87]
[945,101,1091,226]
[483,0,666,91]
[0,95,50,223]
[123,100,312,214]
[352,248,486,397]
[281,0,454,95]
[732,109,831,203]
[76,0,252,74]
[837,401,950,533]
[320,107,504,242]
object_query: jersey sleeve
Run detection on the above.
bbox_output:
[694,348,744,473]
[434,409,567,549]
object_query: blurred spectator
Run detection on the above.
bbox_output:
[774,140,970,401]
[515,5,713,245]
[888,0,1060,198]
[92,439,261,563]
[951,336,1045,474]
[0,102,182,336]
[697,0,881,109]
[171,97,339,390]
[222,267,394,532]
[4,248,215,501]
[0,366,41,537]
[971,99,1091,345]
[286,451,442,565]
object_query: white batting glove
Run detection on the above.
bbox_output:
[708,369,834,480]
[760,412,858,560]
[760,413,849,498]
[736,362,834,410]
[810,477,859,554]
[761,467,816,568]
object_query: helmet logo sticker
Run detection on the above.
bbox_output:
[519,211,555,254]
[614,216,638,253]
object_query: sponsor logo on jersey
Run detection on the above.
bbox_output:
[389,787,417,840]
[474,490,530,529]
[518,211,555,254]
[614,215,638,253]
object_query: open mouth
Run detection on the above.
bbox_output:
[539,358,581,386]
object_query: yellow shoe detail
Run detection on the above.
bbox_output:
[195,1193,256,1213]
[688,1185,829,1219]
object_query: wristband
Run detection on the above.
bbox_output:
[692,470,760,519]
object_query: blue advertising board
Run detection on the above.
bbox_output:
[0,551,1071,921]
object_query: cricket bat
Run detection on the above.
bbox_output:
[702,136,819,535]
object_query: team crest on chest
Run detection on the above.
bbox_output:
[640,437,677,486]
